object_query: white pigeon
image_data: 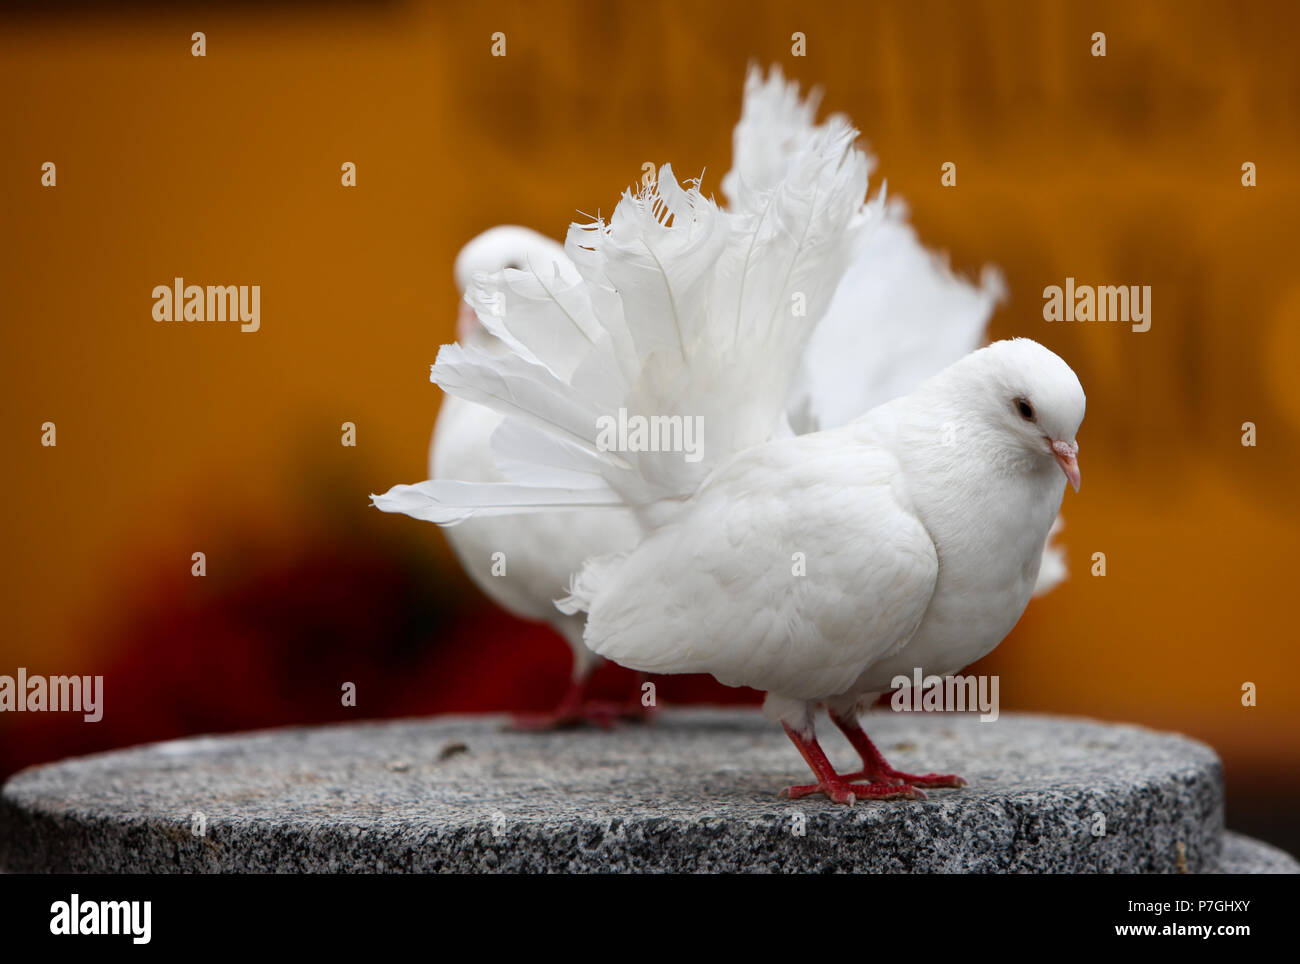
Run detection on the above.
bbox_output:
[564,339,1083,803]
[373,102,1085,802]
[425,225,645,727]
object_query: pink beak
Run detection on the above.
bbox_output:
[1051,439,1081,492]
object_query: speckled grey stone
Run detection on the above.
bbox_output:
[1214,832,1300,874]
[0,708,1281,873]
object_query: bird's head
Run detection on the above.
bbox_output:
[452,226,567,341]
[956,338,1086,492]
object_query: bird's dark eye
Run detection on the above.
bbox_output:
[1015,398,1036,421]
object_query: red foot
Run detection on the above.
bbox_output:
[781,779,924,805]
[779,722,924,807]
[508,678,658,731]
[830,710,967,789]
[509,701,620,731]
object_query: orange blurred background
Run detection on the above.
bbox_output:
[2,1,1297,853]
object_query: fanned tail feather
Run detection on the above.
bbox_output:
[788,205,1006,433]
[375,100,874,524]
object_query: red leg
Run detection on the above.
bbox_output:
[509,673,657,731]
[779,723,924,805]
[829,710,967,789]
[509,678,616,731]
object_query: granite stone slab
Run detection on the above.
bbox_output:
[2,709,1286,873]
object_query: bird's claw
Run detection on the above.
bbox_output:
[780,780,926,805]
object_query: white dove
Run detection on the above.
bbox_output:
[427,225,645,728]
[566,338,1083,802]
[374,104,1085,802]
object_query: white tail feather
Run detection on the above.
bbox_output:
[722,64,872,212]
[371,481,623,526]
[788,206,1006,433]
[430,342,608,457]
[721,66,1004,435]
